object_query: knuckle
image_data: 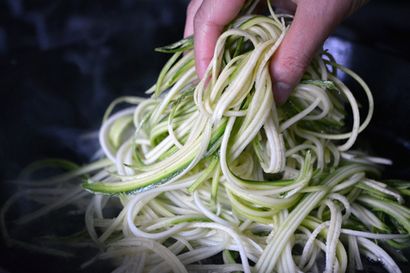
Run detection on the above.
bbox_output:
[187,0,204,22]
[187,1,196,15]
[278,54,308,77]
[193,7,206,26]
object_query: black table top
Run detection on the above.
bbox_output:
[0,1,409,272]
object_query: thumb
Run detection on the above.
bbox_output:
[193,0,244,79]
[270,0,349,104]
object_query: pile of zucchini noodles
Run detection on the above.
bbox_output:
[2,10,410,273]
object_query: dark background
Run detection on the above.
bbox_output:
[0,0,409,272]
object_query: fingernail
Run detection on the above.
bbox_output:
[274,82,292,105]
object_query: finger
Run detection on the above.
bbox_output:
[193,0,245,78]
[184,0,203,38]
[270,0,350,104]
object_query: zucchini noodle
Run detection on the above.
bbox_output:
[1,10,409,273]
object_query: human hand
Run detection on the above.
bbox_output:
[184,0,367,104]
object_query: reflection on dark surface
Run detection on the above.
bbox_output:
[0,0,409,272]
[0,0,187,179]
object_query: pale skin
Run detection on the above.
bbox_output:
[184,0,366,104]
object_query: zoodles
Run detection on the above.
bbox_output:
[2,10,409,273]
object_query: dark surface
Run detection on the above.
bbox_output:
[0,0,409,272]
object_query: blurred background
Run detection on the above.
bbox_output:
[0,0,409,272]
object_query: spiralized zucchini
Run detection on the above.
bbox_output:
[2,11,409,273]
